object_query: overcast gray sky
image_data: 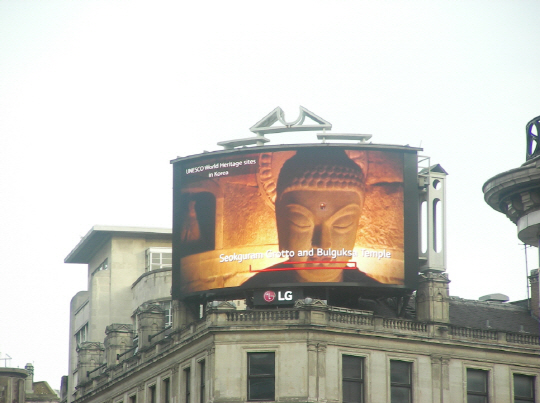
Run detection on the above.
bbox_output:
[1,0,540,390]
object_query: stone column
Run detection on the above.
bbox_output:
[137,303,165,349]
[441,357,450,403]
[430,356,442,403]
[207,347,215,403]
[104,324,134,367]
[317,343,327,403]
[306,342,327,402]
[430,356,450,403]
[529,268,539,318]
[24,363,33,394]
[416,272,450,323]
[76,342,105,384]
[172,299,199,330]
[307,342,318,402]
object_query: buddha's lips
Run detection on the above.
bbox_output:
[293,258,347,267]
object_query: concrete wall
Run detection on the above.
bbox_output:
[67,233,172,403]
[131,269,172,314]
[87,236,171,345]
[67,291,90,399]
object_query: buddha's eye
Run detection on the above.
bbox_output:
[330,204,361,234]
[285,204,314,231]
[332,216,355,233]
[288,213,313,230]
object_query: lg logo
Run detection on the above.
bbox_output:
[263,290,276,302]
[264,290,292,303]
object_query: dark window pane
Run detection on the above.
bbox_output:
[466,395,487,403]
[467,370,487,393]
[390,386,411,403]
[390,361,411,385]
[248,378,275,401]
[343,381,362,403]
[248,353,275,401]
[514,375,534,398]
[343,356,362,380]
[249,353,275,376]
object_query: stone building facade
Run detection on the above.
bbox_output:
[62,223,540,403]
[65,282,539,403]
[64,226,173,403]
[0,365,59,403]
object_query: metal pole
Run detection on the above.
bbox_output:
[524,244,530,306]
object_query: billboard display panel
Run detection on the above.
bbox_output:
[172,145,418,298]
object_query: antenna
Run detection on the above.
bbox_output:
[0,353,12,367]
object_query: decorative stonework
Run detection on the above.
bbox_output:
[500,187,540,223]
[77,342,105,353]
[105,324,133,334]
[484,115,540,245]
[136,302,163,315]
[206,301,237,312]
[294,298,328,308]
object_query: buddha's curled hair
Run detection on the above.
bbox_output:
[276,148,365,200]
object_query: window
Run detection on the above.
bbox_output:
[146,248,172,271]
[390,360,412,403]
[92,258,109,275]
[342,355,363,403]
[200,360,206,403]
[248,352,275,401]
[467,369,488,403]
[160,301,173,327]
[184,368,191,403]
[514,374,535,403]
[148,385,156,403]
[129,395,136,403]
[162,378,170,403]
[75,323,88,347]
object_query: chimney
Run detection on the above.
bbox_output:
[76,342,105,385]
[416,272,450,323]
[136,303,165,350]
[479,293,509,303]
[529,269,539,318]
[104,324,134,367]
[24,363,34,394]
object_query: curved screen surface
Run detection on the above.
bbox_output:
[172,145,418,298]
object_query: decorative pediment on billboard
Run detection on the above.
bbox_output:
[250,106,332,135]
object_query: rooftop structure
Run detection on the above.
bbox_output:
[63,109,539,403]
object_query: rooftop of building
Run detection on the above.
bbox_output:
[448,296,539,334]
[64,225,172,264]
[354,294,539,335]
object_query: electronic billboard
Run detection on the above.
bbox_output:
[171,144,419,300]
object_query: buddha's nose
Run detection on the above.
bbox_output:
[312,224,331,249]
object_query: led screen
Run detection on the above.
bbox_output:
[172,145,418,298]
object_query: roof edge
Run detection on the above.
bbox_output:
[64,225,172,264]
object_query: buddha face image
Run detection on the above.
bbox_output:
[275,149,366,282]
